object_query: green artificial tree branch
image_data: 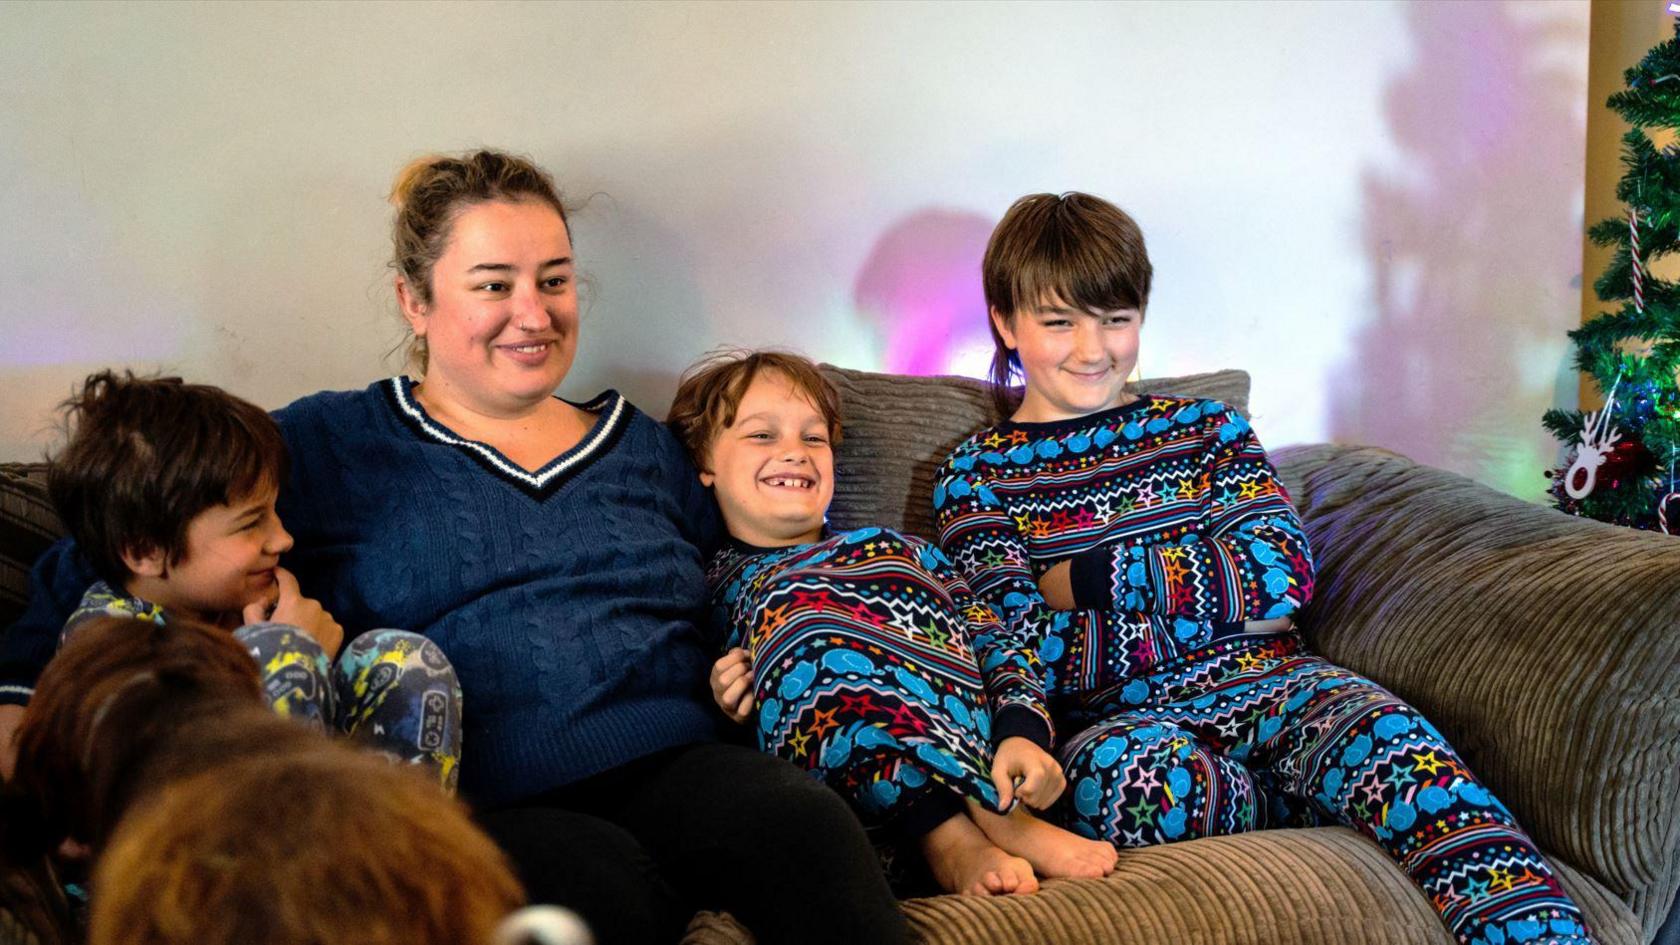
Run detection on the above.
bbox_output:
[1545,20,1680,530]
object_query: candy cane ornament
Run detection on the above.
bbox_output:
[1663,449,1679,535]
[1631,207,1645,313]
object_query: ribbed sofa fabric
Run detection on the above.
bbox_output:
[0,465,56,631]
[1273,444,1680,942]
[682,827,1639,945]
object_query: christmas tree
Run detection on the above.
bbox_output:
[1544,20,1680,533]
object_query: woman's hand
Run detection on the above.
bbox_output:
[709,648,755,724]
[1037,561,1074,610]
[244,567,344,661]
[991,735,1066,810]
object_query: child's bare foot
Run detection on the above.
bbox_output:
[969,803,1118,880]
[920,812,1041,896]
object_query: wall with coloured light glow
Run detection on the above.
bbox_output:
[0,1,1591,500]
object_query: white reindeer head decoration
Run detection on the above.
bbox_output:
[1564,376,1624,500]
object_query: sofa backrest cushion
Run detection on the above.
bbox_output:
[1,366,1249,621]
[820,365,1251,541]
[0,464,58,631]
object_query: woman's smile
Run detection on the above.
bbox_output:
[496,339,557,366]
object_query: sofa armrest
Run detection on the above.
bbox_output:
[1273,445,1680,912]
[0,463,59,632]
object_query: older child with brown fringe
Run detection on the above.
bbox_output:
[931,191,1595,945]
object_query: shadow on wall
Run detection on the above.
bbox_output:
[1332,1,1586,499]
[854,208,997,379]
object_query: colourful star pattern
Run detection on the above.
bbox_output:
[705,528,1020,833]
[928,396,1593,945]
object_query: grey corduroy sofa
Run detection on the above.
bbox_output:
[681,365,1679,945]
[1,365,1676,945]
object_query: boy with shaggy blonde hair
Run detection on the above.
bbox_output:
[669,349,1116,897]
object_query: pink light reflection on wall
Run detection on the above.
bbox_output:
[853,209,997,378]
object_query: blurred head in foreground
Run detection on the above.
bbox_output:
[89,742,525,945]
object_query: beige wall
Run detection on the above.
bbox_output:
[0,1,1590,500]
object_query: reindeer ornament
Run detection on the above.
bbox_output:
[1564,376,1625,501]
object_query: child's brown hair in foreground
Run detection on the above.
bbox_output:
[89,743,526,945]
[5,615,562,945]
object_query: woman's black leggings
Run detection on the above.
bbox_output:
[477,741,909,945]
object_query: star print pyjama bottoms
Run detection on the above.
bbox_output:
[1052,632,1592,945]
[236,623,463,793]
[745,602,1007,841]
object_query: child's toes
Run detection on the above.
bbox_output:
[1089,849,1117,875]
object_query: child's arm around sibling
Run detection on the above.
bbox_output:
[913,538,1067,810]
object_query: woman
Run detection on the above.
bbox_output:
[4,151,906,945]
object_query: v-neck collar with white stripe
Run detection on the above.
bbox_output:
[382,376,630,500]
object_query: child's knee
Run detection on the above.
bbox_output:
[332,630,461,786]
[233,622,334,725]
[235,621,329,666]
[1060,722,1182,775]
[340,627,429,660]
[1059,725,1259,841]
[338,630,457,688]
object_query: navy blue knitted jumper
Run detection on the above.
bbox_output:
[272,378,722,805]
[0,380,725,805]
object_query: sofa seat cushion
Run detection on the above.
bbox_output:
[680,827,1640,945]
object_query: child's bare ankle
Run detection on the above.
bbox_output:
[965,804,1118,879]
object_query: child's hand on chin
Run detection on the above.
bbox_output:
[709,648,755,724]
[243,568,345,660]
